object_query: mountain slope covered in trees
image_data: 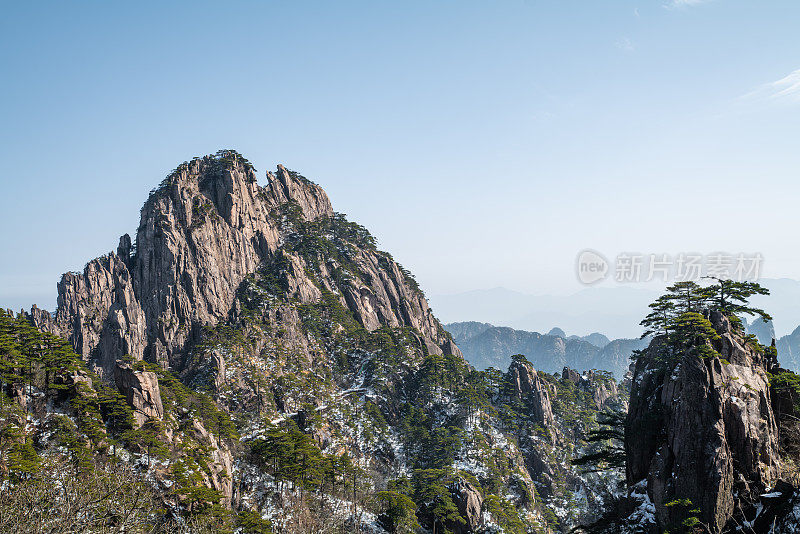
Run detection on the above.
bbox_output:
[1,151,626,533]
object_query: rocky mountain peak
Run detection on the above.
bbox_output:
[9,152,640,532]
[45,151,454,379]
[264,164,333,221]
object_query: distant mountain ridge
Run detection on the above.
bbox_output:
[746,317,800,372]
[446,321,647,378]
[432,281,800,340]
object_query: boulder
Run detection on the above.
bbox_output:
[114,361,164,427]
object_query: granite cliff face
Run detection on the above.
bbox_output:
[625,311,782,533]
[48,152,455,379]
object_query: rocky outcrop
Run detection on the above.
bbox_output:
[261,165,333,221]
[591,380,618,410]
[114,361,164,427]
[48,151,458,377]
[562,367,582,384]
[452,479,483,533]
[508,359,556,431]
[561,367,620,410]
[130,156,280,370]
[625,311,782,533]
[28,304,58,334]
[55,252,147,377]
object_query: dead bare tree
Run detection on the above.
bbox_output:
[0,455,159,533]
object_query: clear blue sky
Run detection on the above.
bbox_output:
[2,0,800,313]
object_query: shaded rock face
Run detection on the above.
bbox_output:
[625,312,781,533]
[114,361,164,427]
[48,152,458,378]
[524,445,557,495]
[771,365,800,460]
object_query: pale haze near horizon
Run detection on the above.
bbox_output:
[2,1,800,336]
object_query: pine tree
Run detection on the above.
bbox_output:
[483,367,505,401]
[0,408,24,482]
[236,510,274,534]
[456,371,487,430]
[640,280,769,364]
[97,385,135,456]
[702,278,771,321]
[7,439,40,480]
[0,311,22,408]
[14,315,41,414]
[667,281,706,314]
[668,312,722,360]
[40,333,78,402]
[376,490,420,533]
[412,469,464,534]
[572,410,626,472]
[640,282,706,338]
[135,418,168,468]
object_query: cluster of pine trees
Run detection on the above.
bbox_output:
[0,310,79,413]
[638,279,771,361]
[0,310,248,532]
[251,422,362,497]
